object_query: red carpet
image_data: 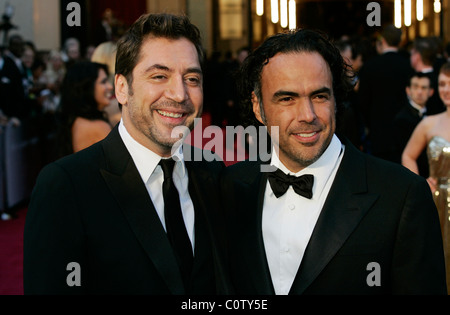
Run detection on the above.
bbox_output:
[0,207,26,295]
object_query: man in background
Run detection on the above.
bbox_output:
[358,24,413,162]
[410,37,445,115]
[394,72,433,177]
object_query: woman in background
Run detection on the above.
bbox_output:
[402,62,450,293]
[90,41,121,126]
[57,61,113,157]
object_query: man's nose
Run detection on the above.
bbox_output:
[296,99,317,123]
[166,76,188,103]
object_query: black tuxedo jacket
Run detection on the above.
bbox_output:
[393,102,429,177]
[24,126,230,294]
[221,137,447,294]
[0,55,28,119]
[358,51,413,161]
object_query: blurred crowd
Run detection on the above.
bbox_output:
[0,34,121,150]
[0,24,122,219]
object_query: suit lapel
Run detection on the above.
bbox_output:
[99,127,185,294]
[289,141,379,294]
[184,159,213,281]
[238,162,275,294]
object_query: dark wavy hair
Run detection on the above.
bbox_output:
[439,61,450,77]
[56,61,109,157]
[237,29,354,129]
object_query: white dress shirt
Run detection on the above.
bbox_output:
[118,120,195,250]
[408,99,427,117]
[262,135,344,295]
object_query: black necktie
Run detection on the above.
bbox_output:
[268,168,314,199]
[159,158,193,287]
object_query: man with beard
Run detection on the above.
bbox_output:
[24,13,229,295]
[221,29,447,294]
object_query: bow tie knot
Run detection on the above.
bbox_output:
[268,169,314,199]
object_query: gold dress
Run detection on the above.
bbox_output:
[427,136,450,293]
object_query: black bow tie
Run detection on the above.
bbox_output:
[268,169,314,199]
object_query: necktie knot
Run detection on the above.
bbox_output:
[159,158,176,180]
[268,168,314,199]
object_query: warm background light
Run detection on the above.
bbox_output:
[434,0,441,13]
[271,0,279,23]
[416,0,423,21]
[256,0,264,16]
[280,0,288,28]
[289,0,296,29]
[404,0,411,26]
[395,0,402,28]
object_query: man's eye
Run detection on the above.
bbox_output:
[186,76,201,85]
[313,94,329,101]
[151,75,167,80]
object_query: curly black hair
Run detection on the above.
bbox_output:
[237,29,354,129]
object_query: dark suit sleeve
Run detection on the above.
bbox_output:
[23,162,86,294]
[391,176,447,294]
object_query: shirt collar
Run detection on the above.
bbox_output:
[382,47,398,54]
[270,134,343,199]
[5,51,23,71]
[420,67,433,73]
[118,119,186,184]
[408,99,427,116]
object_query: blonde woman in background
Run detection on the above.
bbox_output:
[402,62,450,293]
[39,50,66,112]
[91,41,121,126]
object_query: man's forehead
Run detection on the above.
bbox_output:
[135,37,201,72]
[261,51,333,82]
[264,51,330,69]
[411,76,431,86]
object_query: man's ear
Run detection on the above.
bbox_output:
[428,88,434,98]
[115,74,129,106]
[252,92,265,125]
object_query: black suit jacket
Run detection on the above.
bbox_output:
[0,55,28,119]
[358,51,413,161]
[24,126,229,294]
[221,137,447,294]
[393,102,429,177]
